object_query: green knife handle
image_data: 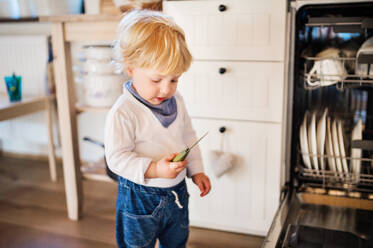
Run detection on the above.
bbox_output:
[172,149,190,162]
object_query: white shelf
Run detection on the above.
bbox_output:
[76,103,111,113]
[0,94,55,121]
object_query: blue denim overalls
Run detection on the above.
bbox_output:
[116,177,189,248]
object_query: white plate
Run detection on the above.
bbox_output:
[351,118,363,177]
[337,120,349,176]
[300,112,312,169]
[317,108,328,171]
[332,119,343,177]
[308,112,319,171]
[325,117,337,172]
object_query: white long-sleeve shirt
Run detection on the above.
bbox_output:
[104,88,204,188]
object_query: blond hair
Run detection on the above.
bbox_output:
[114,9,192,76]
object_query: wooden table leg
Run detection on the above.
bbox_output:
[51,23,83,220]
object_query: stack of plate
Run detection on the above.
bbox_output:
[299,109,364,181]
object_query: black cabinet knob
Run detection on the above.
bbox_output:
[219,67,226,74]
[218,4,227,12]
[219,126,226,133]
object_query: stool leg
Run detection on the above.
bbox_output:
[46,98,57,182]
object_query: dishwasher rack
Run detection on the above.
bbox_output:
[297,150,373,194]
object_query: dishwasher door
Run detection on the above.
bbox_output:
[262,189,373,248]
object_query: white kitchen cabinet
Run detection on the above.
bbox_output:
[178,61,284,122]
[163,0,286,61]
[164,0,287,235]
[188,118,282,235]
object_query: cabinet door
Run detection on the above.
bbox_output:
[163,0,286,61]
[187,118,282,235]
[178,61,284,123]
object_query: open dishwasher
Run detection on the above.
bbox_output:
[263,1,373,247]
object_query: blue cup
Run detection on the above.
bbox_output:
[4,74,22,102]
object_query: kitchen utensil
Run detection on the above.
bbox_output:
[308,112,319,171]
[300,111,312,169]
[173,132,208,162]
[316,108,327,171]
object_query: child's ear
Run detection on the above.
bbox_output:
[126,67,133,77]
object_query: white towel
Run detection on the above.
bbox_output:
[208,150,234,177]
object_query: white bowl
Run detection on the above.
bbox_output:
[83,74,124,107]
[83,60,117,74]
[83,45,113,61]
[113,0,161,10]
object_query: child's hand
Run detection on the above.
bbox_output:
[192,173,211,197]
[155,153,187,179]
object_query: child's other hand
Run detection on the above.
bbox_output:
[156,153,187,179]
[192,173,211,197]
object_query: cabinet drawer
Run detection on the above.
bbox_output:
[188,118,282,234]
[163,0,286,61]
[178,61,284,123]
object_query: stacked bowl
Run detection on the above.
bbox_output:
[82,45,126,107]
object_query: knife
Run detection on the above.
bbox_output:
[172,132,209,162]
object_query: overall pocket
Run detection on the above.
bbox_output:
[116,184,164,247]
